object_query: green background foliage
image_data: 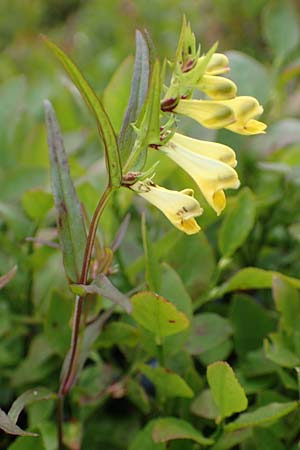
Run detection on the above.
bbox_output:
[2,0,300,449]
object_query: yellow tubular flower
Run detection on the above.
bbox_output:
[174,99,235,129]
[131,181,203,234]
[174,96,266,135]
[197,74,237,100]
[171,132,237,167]
[221,96,267,135]
[161,134,240,215]
[202,53,230,75]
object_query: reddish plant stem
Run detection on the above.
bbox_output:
[59,185,113,397]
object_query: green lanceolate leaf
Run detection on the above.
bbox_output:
[44,100,86,282]
[152,417,214,446]
[132,291,189,339]
[119,30,151,165]
[124,58,161,172]
[218,187,256,257]
[225,401,299,432]
[42,36,121,188]
[8,388,55,423]
[0,408,37,437]
[70,274,132,313]
[207,361,248,422]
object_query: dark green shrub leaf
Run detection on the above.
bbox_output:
[272,275,300,334]
[129,421,165,450]
[139,364,193,399]
[152,417,214,445]
[218,188,256,257]
[187,313,233,355]
[225,401,299,432]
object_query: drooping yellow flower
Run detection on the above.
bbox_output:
[161,133,240,215]
[197,74,237,100]
[173,99,235,129]
[220,96,267,135]
[131,180,203,234]
[174,96,266,135]
[203,53,230,75]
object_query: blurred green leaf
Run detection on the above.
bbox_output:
[187,313,233,355]
[139,364,194,399]
[97,322,140,348]
[152,417,214,445]
[8,435,44,450]
[262,0,300,60]
[264,333,300,368]
[43,36,121,187]
[129,421,165,450]
[207,362,248,421]
[44,100,86,283]
[219,188,256,257]
[160,263,192,319]
[142,213,161,292]
[132,291,189,339]
[227,51,270,105]
[272,275,300,334]
[225,401,299,432]
[103,56,133,133]
[191,389,219,420]
[210,429,252,450]
[229,294,275,355]
[21,189,53,222]
[44,291,72,354]
[211,268,300,300]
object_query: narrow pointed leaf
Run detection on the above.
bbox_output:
[44,100,86,282]
[8,388,55,423]
[43,36,121,187]
[70,274,132,313]
[0,408,37,437]
[152,417,214,446]
[119,30,151,164]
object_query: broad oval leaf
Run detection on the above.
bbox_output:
[44,100,86,282]
[129,421,165,450]
[225,401,299,432]
[218,188,256,257]
[207,362,248,422]
[43,36,121,187]
[132,291,189,338]
[191,389,220,420]
[152,417,214,446]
